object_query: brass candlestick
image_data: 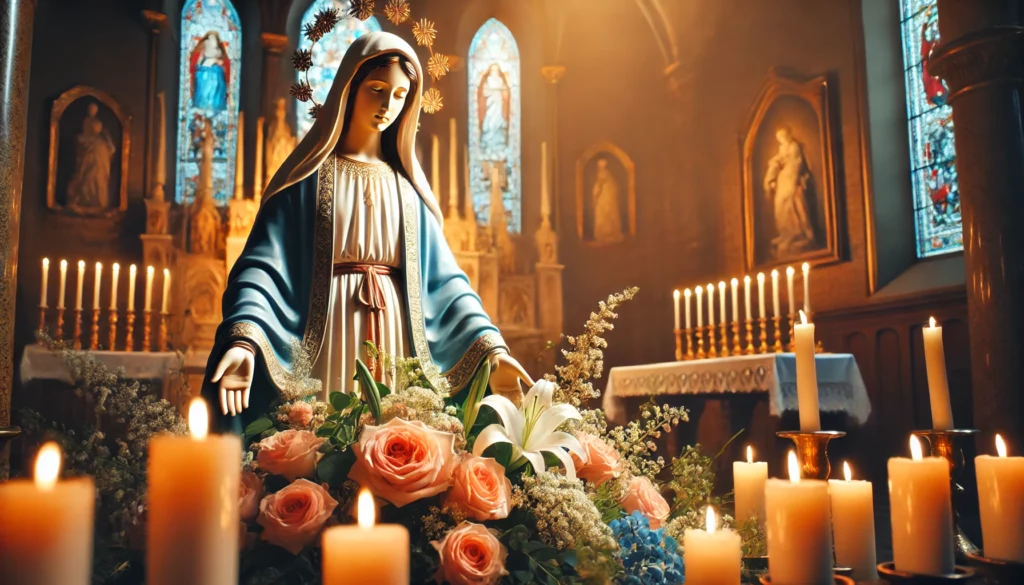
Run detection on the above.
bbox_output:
[772,315,783,353]
[777,430,846,480]
[787,313,796,352]
[158,312,169,352]
[706,324,718,358]
[37,306,47,342]
[108,310,118,351]
[89,308,100,350]
[695,325,706,359]
[731,321,742,355]
[757,316,768,353]
[72,308,83,350]
[877,562,974,583]
[56,307,65,341]
[673,328,683,361]
[719,322,729,357]
[142,310,153,352]
[744,319,755,355]
[125,309,135,352]
[966,551,1024,584]
[911,429,981,560]
[685,327,695,360]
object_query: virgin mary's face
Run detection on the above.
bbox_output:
[351,62,411,134]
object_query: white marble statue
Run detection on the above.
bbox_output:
[67,102,116,212]
[591,158,624,244]
[764,127,815,258]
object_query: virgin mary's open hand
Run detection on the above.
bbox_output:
[211,346,255,416]
[488,352,533,406]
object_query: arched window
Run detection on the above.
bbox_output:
[899,0,961,257]
[176,0,242,205]
[296,0,381,138]
[468,18,521,233]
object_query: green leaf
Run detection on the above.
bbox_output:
[375,381,391,399]
[461,359,491,439]
[329,391,352,412]
[354,359,383,424]
[244,417,274,439]
[316,450,354,487]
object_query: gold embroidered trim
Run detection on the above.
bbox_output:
[304,158,337,366]
[224,321,321,401]
[336,154,394,180]
[443,331,509,392]
[398,175,439,379]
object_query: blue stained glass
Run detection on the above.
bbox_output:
[468,18,522,234]
[176,0,242,205]
[899,0,962,257]
[296,1,381,139]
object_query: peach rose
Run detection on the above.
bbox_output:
[288,401,314,428]
[619,476,671,529]
[432,522,509,585]
[239,470,264,522]
[256,430,325,481]
[571,433,622,486]
[349,418,457,507]
[445,455,512,521]
[257,478,338,555]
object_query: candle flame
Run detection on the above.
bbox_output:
[673,289,680,300]
[802,262,810,274]
[757,272,765,283]
[718,281,726,291]
[357,488,375,529]
[77,260,84,270]
[996,434,1008,458]
[799,310,808,325]
[910,435,924,461]
[771,269,779,277]
[787,266,795,276]
[744,275,751,284]
[42,257,49,268]
[706,283,714,293]
[731,277,738,286]
[684,288,691,298]
[928,316,937,328]
[787,450,800,483]
[60,259,67,270]
[843,461,852,482]
[746,445,753,464]
[147,265,154,276]
[706,506,717,534]
[188,398,209,440]
[34,441,61,491]
[113,262,119,272]
[95,261,102,271]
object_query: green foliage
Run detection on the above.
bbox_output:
[354,359,383,424]
[591,480,627,524]
[461,359,490,439]
[503,525,579,585]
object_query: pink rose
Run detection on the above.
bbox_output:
[619,476,671,529]
[256,430,325,481]
[239,470,264,521]
[257,478,338,555]
[571,433,622,486]
[288,401,314,428]
[445,455,512,521]
[432,522,509,585]
[349,418,457,507]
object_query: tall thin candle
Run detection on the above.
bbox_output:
[786,266,795,316]
[684,288,692,330]
[431,134,440,197]
[794,311,821,431]
[743,276,751,321]
[802,262,811,315]
[109,264,120,311]
[672,289,680,330]
[254,116,265,198]
[144,266,154,312]
[695,285,703,328]
[40,258,49,307]
[57,260,67,310]
[718,281,727,325]
[127,265,137,312]
[730,278,739,325]
[706,284,715,328]
[92,263,102,310]
[161,269,171,314]
[540,141,550,219]
[771,269,780,317]
[449,118,459,212]
[756,273,765,318]
[923,317,954,430]
[75,260,85,311]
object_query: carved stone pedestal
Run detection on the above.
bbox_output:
[140,234,173,268]
[535,262,565,345]
[175,254,226,352]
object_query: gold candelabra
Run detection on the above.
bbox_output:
[776,430,846,480]
[72,309,83,350]
[157,312,169,352]
[108,310,118,351]
[673,328,683,361]
[719,322,729,357]
[56,307,65,341]
[142,310,153,352]
[757,316,768,353]
[731,321,742,355]
[125,309,135,352]
[695,325,706,359]
[772,315,783,353]
[744,319,754,355]
[37,306,47,342]
[706,324,718,358]
[685,327,695,360]
[787,313,796,352]
[90,308,100,350]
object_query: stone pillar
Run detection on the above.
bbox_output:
[931,0,1024,445]
[140,10,167,197]
[540,66,565,228]
[0,0,36,475]
[260,32,289,120]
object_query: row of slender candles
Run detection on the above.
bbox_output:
[672,263,812,331]
[0,399,404,585]
[39,258,171,313]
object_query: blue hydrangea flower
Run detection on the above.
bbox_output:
[609,511,685,584]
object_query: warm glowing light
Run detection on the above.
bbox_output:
[147,265,154,277]
[706,283,714,294]
[802,262,810,274]
[744,275,751,284]
[60,259,67,270]
[357,488,375,529]
[34,442,61,491]
[843,461,852,482]
[757,272,765,283]
[673,289,680,300]
[771,268,779,278]
[684,288,691,299]
[786,266,795,277]
[95,261,102,271]
[77,260,84,270]
[188,398,209,440]
[731,277,738,287]
[718,281,726,292]
[42,257,49,269]
[746,445,754,464]
[996,434,1008,458]
[706,506,717,534]
[910,435,924,461]
[799,310,808,325]
[928,316,937,329]
[787,450,800,483]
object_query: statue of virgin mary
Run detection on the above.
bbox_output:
[204,32,532,431]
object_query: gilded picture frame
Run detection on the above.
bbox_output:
[576,140,636,245]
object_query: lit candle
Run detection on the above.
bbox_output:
[57,260,67,310]
[718,281,726,325]
[144,266,154,312]
[786,266,796,316]
[450,118,461,213]
[888,435,955,575]
[743,275,752,321]
[756,272,765,319]
[254,116,265,197]
[92,263,102,310]
[322,488,410,585]
[161,269,171,314]
[684,288,692,330]
[682,506,741,585]
[127,264,137,312]
[540,140,550,219]
[766,451,834,584]
[706,284,715,329]
[0,442,95,585]
[771,269,780,317]
[802,262,811,315]
[976,434,1024,563]
[40,258,50,307]
[233,111,244,199]
[147,399,241,585]
[696,285,704,328]
[672,289,681,330]
[922,317,954,430]
[794,311,821,432]
[75,260,85,311]
[730,278,739,326]
[431,134,440,196]
[733,445,767,528]
[109,263,120,311]
[829,462,878,581]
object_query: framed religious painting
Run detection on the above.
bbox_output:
[576,141,636,245]
[47,85,131,218]
[740,69,841,273]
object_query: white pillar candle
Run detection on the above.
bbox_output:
[706,284,715,328]
[730,278,739,326]
[696,285,704,328]
[161,269,171,314]
[0,443,94,585]
[766,451,834,585]
[888,435,955,575]
[57,260,67,310]
[718,281,727,325]
[75,260,85,311]
[829,462,878,581]
[733,445,767,528]
[786,266,796,316]
[40,258,49,307]
[756,272,766,319]
[684,288,692,330]
[922,317,954,430]
[794,311,821,432]
[673,289,681,330]
[743,276,752,321]
[147,399,240,585]
[127,264,137,312]
[323,489,410,585]
[92,263,102,310]
[976,434,1024,563]
[109,263,119,311]
[802,262,811,315]
[683,507,741,585]
[144,266,154,312]
[771,269,780,317]
[431,134,440,197]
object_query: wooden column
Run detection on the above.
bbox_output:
[931,0,1024,445]
[141,10,167,198]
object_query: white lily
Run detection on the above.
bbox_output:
[472,379,585,480]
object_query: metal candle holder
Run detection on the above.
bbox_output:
[776,430,846,480]
[72,308,83,350]
[877,561,975,584]
[719,322,729,357]
[157,312,169,352]
[142,310,153,352]
[787,313,796,352]
[744,319,755,355]
[56,307,65,341]
[732,320,742,355]
[90,308,100,350]
[108,310,118,351]
[965,551,1024,584]
[772,315,783,353]
[760,576,854,585]
[37,306,46,342]
[757,316,768,354]
[910,429,981,559]
[695,325,706,359]
[125,309,135,352]
[673,328,683,361]
[707,324,718,358]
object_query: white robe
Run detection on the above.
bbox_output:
[312,155,409,396]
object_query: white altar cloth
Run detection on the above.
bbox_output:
[20,344,181,398]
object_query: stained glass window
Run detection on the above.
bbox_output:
[176,0,241,205]
[296,1,381,138]
[468,18,522,233]
[899,0,962,257]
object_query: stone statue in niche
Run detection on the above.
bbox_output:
[763,126,815,259]
[265,97,297,185]
[66,103,116,213]
[591,158,625,244]
[575,141,635,245]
